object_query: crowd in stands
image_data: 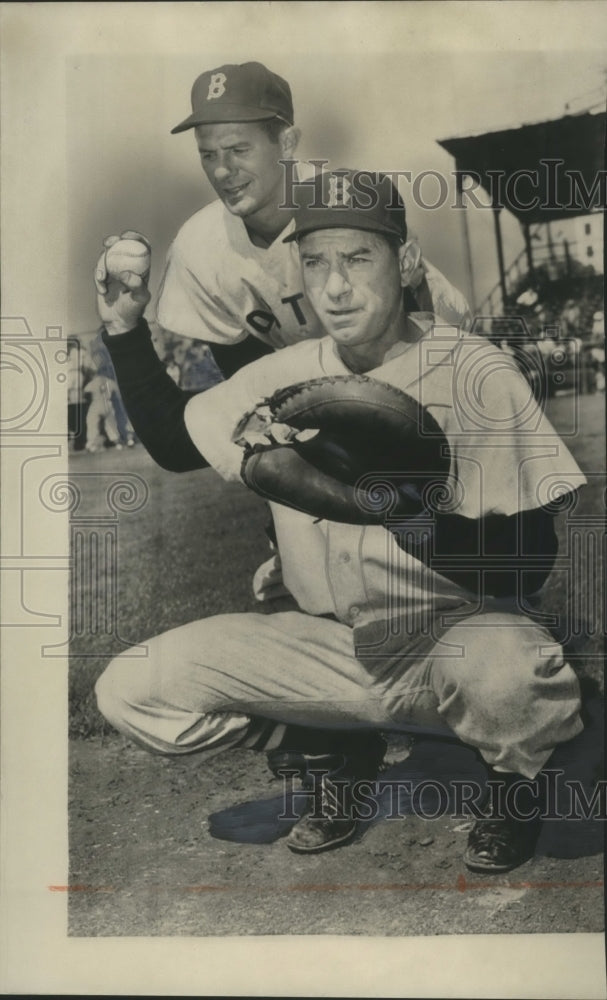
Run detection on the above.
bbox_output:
[67,326,222,453]
[151,327,223,392]
[487,273,605,400]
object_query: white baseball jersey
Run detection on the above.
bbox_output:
[156,199,471,350]
[419,259,472,328]
[156,200,324,349]
[184,317,586,624]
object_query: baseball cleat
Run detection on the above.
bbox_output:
[464,769,543,873]
[464,814,541,873]
[272,733,386,855]
[285,814,358,853]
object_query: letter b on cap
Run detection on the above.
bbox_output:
[207,73,227,100]
[327,175,352,208]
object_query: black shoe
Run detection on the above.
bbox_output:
[286,813,359,853]
[464,769,543,873]
[266,730,386,783]
[464,814,541,873]
[285,752,360,854]
[266,749,308,781]
[269,733,386,855]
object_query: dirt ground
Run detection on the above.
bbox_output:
[69,730,604,937]
[68,392,605,937]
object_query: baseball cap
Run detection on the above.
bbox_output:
[283,169,407,244]
[171,61,294,134]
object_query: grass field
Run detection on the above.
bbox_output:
[68,391,605,740]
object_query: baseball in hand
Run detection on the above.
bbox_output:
[105,239,151,281]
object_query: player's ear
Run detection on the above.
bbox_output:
[398,238,424,289]
[279,126,301,158]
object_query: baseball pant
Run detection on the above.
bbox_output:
[95,608,583,779]
[86,399,120,450]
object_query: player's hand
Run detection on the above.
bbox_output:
[94,231,152,336]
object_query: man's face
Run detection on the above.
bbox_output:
[194,122,285,220]
[299,229,404,348]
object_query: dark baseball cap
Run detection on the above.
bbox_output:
[283,169,407,244]
[171,61,294,134]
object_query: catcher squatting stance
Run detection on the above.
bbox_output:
[94,71,586,873]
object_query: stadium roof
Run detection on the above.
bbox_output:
[438,110,606,224]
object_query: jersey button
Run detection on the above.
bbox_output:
[349,605,361,620]
[339,552,351,563]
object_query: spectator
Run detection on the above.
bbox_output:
[180,341,223,392]
[561,298,581,337]
[84,374,123,452]
[67,341,87,451]
[588,312,605,391]
[591,309,604,341]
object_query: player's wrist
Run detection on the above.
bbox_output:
[103,318,143,337]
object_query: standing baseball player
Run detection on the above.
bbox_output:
[96,171,585,870]
[158,62,470,360]
[83,373,123,452]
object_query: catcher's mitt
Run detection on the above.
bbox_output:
[238,375,451,525]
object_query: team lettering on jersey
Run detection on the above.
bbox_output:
[245,292,308,335]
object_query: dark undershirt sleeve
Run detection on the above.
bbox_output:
[101,320,207,472]
[102,322,276,472]
[209,336,274,378]
[392,505,559,600]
